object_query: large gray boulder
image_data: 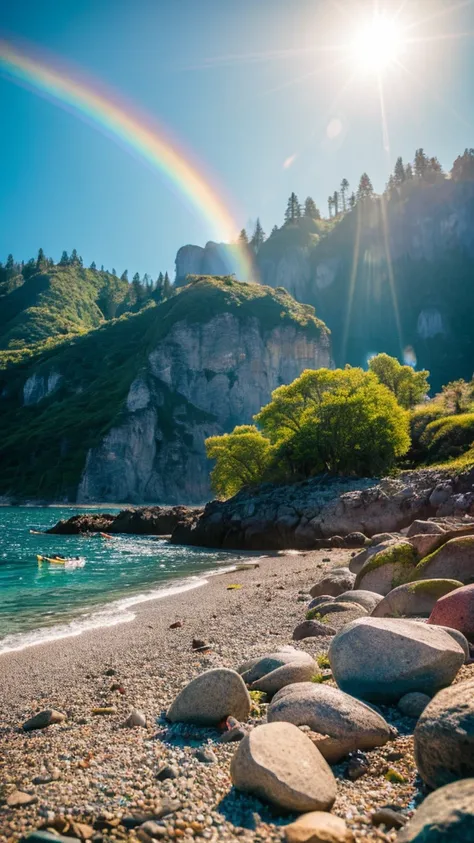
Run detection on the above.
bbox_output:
[371,579,463,618]
[293,620,336,641]
[238,648,317,695]
[267,682,392,762]
[397,778,474,842]
[309,570,355,598]
[337,590,384,613]
[329,617,465,703]
[230,722,336,812]
[349,538,400,574]
[167,668,251,725]
[412,536,474,584]
[354,541,418,595]
[414,678,474,788]
[406,520,446,537]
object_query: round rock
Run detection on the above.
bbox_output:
[428,583,474,641]
[414,677,474,788]
[398,778,474,842]
[22,710,66,731]
[372,579,463,619]
[412,535,474,584]
[267,682,392,763]
[337,590,384,613]
[329,617,465,703]
[398,692,431,719]
[238,648,317,696]
[230,722,336,812]
[284,811,354,842]
[309,570,355,599]
[166,668,251,725]
[354,541,418,596]
[293,620,336,641]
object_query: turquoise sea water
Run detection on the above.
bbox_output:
[0,507,240,654]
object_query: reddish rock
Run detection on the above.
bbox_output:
[428,584,474,641]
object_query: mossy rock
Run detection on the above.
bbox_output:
[355,541,418,596]
[372,579,464,618]
[412,536,474,584]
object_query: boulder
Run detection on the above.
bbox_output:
[397,778,474,842]
[412,536,474,584]
[22,710,66,731]
[307,596,335,611]
[166,668,251,725]
[408,533,446,558]
[309,571,355,599]
[329,617,465,703]
[316,601,368,618]
[354,541,418,595]
[344,532,368,548]
[371,579,463,618]
[428,583,474,641]
[398,692,431,719]
[238,648,317,695]
[284,811,354,842]
[267,682,392,763]
[230,722,336,812]
[336,591,384,613]
[406,520,446,537]
[293,620,337,641]
[414,678,474,788]
[434,626,470,661]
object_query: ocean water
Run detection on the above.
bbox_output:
[0,506,241,654]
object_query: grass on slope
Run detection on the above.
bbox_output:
[0,276,329,499]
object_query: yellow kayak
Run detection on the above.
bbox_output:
[37,554,66,565]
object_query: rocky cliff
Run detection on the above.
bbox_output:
[0,276,331,503]
[175,182,474,391]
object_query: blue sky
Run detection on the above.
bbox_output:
[0,0,473,278]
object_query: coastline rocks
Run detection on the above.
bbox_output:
[414,678,474,788]
[348,540,397,575]
[428,583,474,640]
[407,520,445,537]
[397,692,431,719]
[166,668,251,725]
[307,596,335,611]
[371,579,463,618]
[284,812,354,842]
[230,722,337,812]
[354,541,418,595]
[412,536,474,584]
[397,778,474,842]
[238,648,317,695]
[47,506,201,536]
[293,620,337,640]
[267,682,392,763]
[329,617,465,703]
[22,710,66,731]
[336,590,384,613]
[309,570,356,598]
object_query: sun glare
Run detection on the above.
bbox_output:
[351,14,402,73]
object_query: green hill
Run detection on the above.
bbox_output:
[0,276,328,500]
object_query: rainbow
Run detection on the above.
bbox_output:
[0,38,254,281]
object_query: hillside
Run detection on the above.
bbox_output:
[0,276,330,502]
[176,180,474,392]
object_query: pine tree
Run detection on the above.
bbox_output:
[340,179,349,212]
[163,271,171,299]
[70,248,80,265]
[414,148,429,179]
[405,163,413,180]
[101,265,105,272]
[394,157,406,185]
[90,261,97,270]
[385,174,396,197]
[121,270,128,282]
[5,254,15,277]
[112,268,117,276]
[36,248,46,270]
[333,190,339,215]
[250,218,265,253]
[451,148,474,181]
[154,272,164,302]
[357,173,374,202]
[304,196,320,218]
[270,225,279,237]
[59,250,69,266]
[238,229,249,244]
[327,196,333,218]
[349,192,356,210]
[284,192,301,224]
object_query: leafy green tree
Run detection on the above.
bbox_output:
[206,425,274,498]
[340,179,349,211]
[357,172,374,202]
[304,196,320,218]
[440,379,474,414]
[451,149,474,181]
[368,353,429,408]
[250,218,266,253]
[284,192,301,224]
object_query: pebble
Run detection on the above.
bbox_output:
[371,808,408,830]
[194,748,217,764]
[7,790,39,808]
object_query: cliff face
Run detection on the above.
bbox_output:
[175,182,474,391]
[78,314,330,503]
[0,277,331,503]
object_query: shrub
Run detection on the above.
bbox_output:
[420,413,474,461]
[368,353,429,409]
[205,425,274,499]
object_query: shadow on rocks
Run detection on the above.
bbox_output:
[217,788,296,831]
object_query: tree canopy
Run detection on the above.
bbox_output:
[368,353,429,408]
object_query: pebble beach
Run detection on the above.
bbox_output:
[3,548,470,843]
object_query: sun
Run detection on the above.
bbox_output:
[351,14,402,73]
